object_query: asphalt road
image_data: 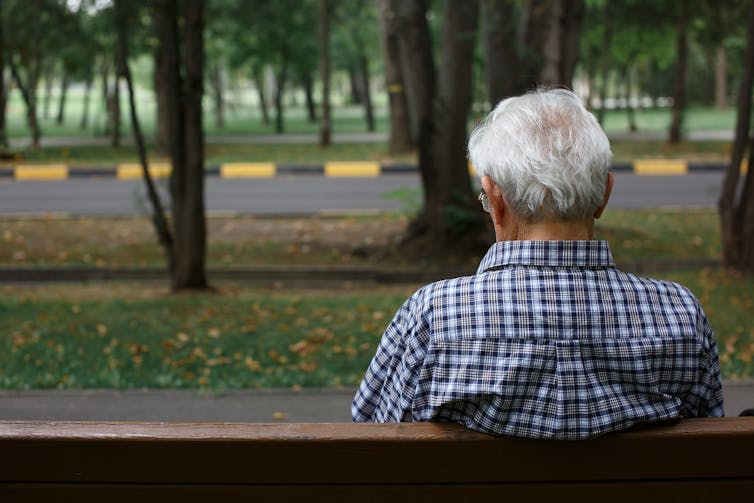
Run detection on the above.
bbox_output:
[0,172,725,216]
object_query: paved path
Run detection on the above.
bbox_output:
[0,382,751,422]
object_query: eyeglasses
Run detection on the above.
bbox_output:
[478,191,490,213]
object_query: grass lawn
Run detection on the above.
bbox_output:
[8,142,416,165]
[0,284,411,389]
[1,267,752,391]
[6,138,732,166]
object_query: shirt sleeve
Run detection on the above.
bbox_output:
[351,290,427,422]
[690,308,725,417]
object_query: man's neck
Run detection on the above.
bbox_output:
[497,218,595,241]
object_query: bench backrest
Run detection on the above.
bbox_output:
[1,418,753,501]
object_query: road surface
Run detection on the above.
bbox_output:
[0,172,726,216]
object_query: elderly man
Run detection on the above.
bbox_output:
[352,88,723,439]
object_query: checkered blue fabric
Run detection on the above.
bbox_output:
[352,240,724,439]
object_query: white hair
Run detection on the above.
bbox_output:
[468,88,612,221]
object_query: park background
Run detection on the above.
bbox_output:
[0,0,753,407]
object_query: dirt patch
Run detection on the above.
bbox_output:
[0,214,491,270]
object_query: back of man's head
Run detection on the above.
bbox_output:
[468,88,612,222]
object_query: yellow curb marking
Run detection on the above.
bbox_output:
[117,163,172,180]
[324,161,380,177]
[15,164,69,180]
[220,162,276,178]
[468,162,477,176]
[633,160,688,175]
[741,160,749,175]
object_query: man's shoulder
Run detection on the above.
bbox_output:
[613,268,699,300]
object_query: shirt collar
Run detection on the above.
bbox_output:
[476,240,616,273]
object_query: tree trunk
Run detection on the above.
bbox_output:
[115,0,173,268]
[319,0,331,146]
[111,71,121,147]
[79,77,92,129]
[669,0,687,144]
[481,0,519,105]
[538,0,563,86]
[597,2,611,125]
[534,0,583,87]
[173,0,208,290]
[303,72,317,123]
[0,2,7,149]
[624,66,637,132]
[253,73,270,126]
[421,0,482,240]
[715,44,728,109]
[274,53,289,134]
[719,0,754,275]
[100,61,110,135]
[9,58,41,148]
[348,67,363,104]
[376,0,413,152]
[154,7,171,153]
[357,49,374,132]
[209,63,224,128]
[42,62,54,120]
[56,72,68,125]
[394,0,435,153]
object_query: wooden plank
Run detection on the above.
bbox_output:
[0,419,752,485]
[3,418,752,441]
[2,480,753,503]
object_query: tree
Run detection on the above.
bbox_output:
[227,0,318,134]
[0,0,7,149]
[481,0,584,105]
[319,0,331,146]
[668,0,688,143]
[4,0,65,148]
[693,0,747,108]
[393,0,484,244]
[333,1,379,132]
[719,0,754,275]
[114,0,173,276]
[376,0,413,153]
[121,0,208,291]
[159,0,209,290]
[480,0,520,105]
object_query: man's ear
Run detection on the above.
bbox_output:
[481,175,505,224]
[593,172,614,219]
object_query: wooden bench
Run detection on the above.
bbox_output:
[1,418,752,501]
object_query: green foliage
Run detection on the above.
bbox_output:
[0,286,411,389]
[443,192,484,237]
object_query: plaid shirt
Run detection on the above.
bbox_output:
[352,240,724,439]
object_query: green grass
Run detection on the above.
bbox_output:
[7,142,414,165]
[0,285,412,389]
[655,269,754,381]
[596,209,721,262]
[0,268,752,391]
[600,106,737,134]
[4,138,732,165]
